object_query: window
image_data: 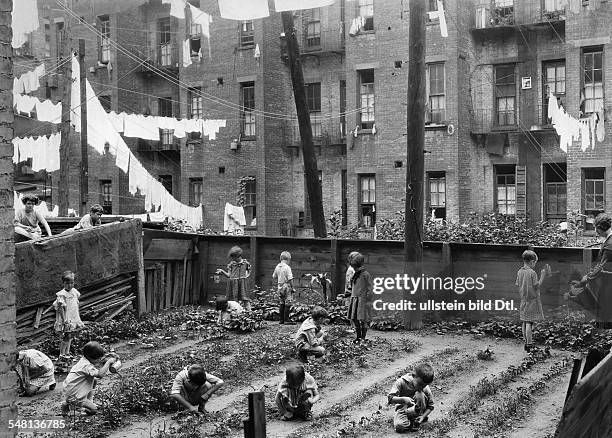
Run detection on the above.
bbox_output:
[493,0,514,25]
[543,60,565,123]
[244,178,256,227]
[189,178,203,207]
[496,165,516,215]
[359,69,375,129]
[583,168,605,230]
[189,23,202,56]
[306,82,322,137]
[495,65,516,126]
[158,97,173,117]
[241,82,256,137]
[305,8,321,48]
[99,95,111,112]
[159,175,173,195]
[239,21,254,47]
[427,0,444,21]
[100,180,112,214]
[44,20,51,58]
[358,0,374,31]
[426,63,445,124]
[359,175,376,227]
[189,88,203,119]
[99,15,110,64]
[427,172,446,219]
[544,0,566,12]
[158,18,172,66]
[582,48,603,115]
[544,163,567,224]
[55,20,64,62]
[161,130,174,146]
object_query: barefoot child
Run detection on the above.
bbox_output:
[53,271,85,361]
[170,364,225,413]
[516,250,549,352]
[275,363,320,421]
[273,251,295,324]
[216,246,252,311]
[295,306,328,363]
[346,252,373,342]
[388,363,435,433]
[215,296,244,325]
[62,341,118,415]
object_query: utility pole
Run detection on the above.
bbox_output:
[79,39,88,215]
[281,11,327,238]
[404,0,426,329]
[58,25,72,217]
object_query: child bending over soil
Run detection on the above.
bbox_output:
[388,363,435,432]
[215,295,244,325]
[170,364,225,413]
[275,363,320,421]
[294,306,328,363]
[62,341,118,415]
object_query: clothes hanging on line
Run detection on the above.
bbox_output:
[349,16,366,36]
[596,109,605,142]
[12,133,61,171]
[189,4,212,38]
[427,0,448,37]
[218,0,269,20]
[224,203,246,235]
[14,93,37,115]
[162,0,186,19]
[274,0,335,12]
[34,99,61,123]
[182,39,193,67]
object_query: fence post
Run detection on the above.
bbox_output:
[135,220,146,316]
[244,392,266,438]
[199,239,209,305]
[250,235,259,287]
[442,242,453,277]
[331,238,341,299]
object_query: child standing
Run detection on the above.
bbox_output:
[53,271,85,361]
[170,364,225,413]
[273,251,295,325]
[62,341,118,415]
[275,363,320,421]
[387,363,435,433]
[516,250,549,352]
[295,306,328,363]
[340,252,359,333]
[215,296,244,325]
[346,252,373,342]
[216,246,252,311]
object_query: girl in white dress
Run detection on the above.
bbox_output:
[53,271,85,361]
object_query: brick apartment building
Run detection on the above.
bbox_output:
[13,0,612,235]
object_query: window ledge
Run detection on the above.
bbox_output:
[240,135,256,141]
[359,129,374,135]
[425,123,448,130]
[238,45,254,51]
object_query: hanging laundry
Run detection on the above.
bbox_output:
[15,94,38,115]
[349,17,365,36]
[427,0,448,37]
[115,143,130,173]
[12,0,39,49]
[224,203,246,234]
[202,119,226,140]
[189,4,212,38]
[579,119,590,152]
[274,0,335,11]
[124,114,160,141]
[182,39,193,67]
[13,78,24,95]
[46,133,61,172]
[162,0,186,19]
[596,109,605,142]
[35,99,61,123]
[218,0,269,20]
[589,113,597,150]
[254,44,261,60]
[108,111,125,133]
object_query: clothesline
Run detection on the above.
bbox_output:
[12,133,61,172]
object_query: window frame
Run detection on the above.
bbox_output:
[189,23,202,56]
[581,48,604,116]
[306,82,322,137]
[495,165,517,215]
[240,82,256,138]
[239,20,254,48]
[358,69,375,130]
[100,180,112,214]
[305,8,321,48]
[427,172,446,220]
[358,0,374,31]
[98,15,111,64]
[188,177,203,207]
[495,64,517,126]
[189,87,203,119]
[542,59,566,123]
[244,178,257,227]
[426,63,446,125]
[359,174,376,227]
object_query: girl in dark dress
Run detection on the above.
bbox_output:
[347,252,373,343]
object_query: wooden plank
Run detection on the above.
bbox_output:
[248,392,266,438]
[199,240,209,305]
[172,262,180,308]
[181,254,189,306]
[32,307,43,328]
[165,262,172,310]
[331,238,340,299]
[191,240,200,305]
[133,219,146,316]
[184,260,192,305]
[145,239,192,261]
[565,358,584,405]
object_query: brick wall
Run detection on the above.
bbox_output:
[1,1,17,434]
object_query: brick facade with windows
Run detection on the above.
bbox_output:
[15,0,612,235]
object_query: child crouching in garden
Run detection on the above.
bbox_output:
[516,250,549,352]
[295,306,328,363]
[388,363,435,432]
[170,364,225,413]
[215,295,244,325]
[62,341,118,415]
[275,363,320,421]
[216,246,252,311]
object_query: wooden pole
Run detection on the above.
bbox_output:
[281,11,327,238]
[404,0,426,329]
[79,39,89,215]
[58,27,72,217]
[244,392,266,438]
